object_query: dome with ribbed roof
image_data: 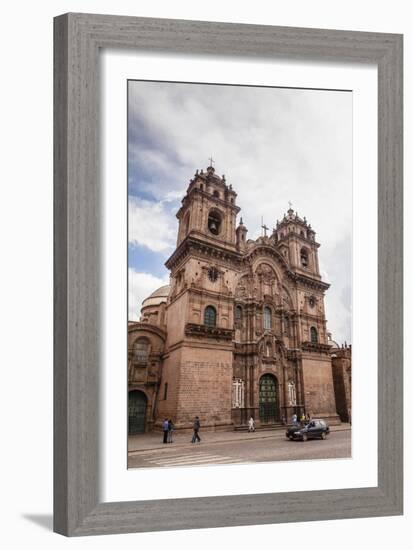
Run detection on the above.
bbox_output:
[327,332,339,349]
[141,284,170,309]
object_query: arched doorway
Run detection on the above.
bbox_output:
[128,390,147,434]
[259,374,279,423]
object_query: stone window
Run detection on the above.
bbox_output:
[204,305,217,327]
[263,306,272,330]
[232,378,245,408]
[310,326,318,344]
[134,337,149,363]
[235,305,242,323]
[213,190,220,198]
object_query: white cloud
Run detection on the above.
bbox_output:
[128,196,177,253]
[128,268,169,321]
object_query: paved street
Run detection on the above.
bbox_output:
[128,426,351,469]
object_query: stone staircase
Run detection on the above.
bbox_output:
[233,423,286,432]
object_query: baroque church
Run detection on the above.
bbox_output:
[128,164,352,434]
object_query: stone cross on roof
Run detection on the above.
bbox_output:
[261,216,269,237]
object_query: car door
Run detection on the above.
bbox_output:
[318,421,327,436]
[307,421,317,439]
[312,421,323,438]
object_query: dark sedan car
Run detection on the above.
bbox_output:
[286,419,330,441]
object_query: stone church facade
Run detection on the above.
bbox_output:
[128,164,351,434]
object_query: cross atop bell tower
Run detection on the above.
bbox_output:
[175,164,240,249]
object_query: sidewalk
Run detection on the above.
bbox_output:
[128,423,351,454]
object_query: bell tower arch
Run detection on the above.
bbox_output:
[274,206,321,278]
[176,164,240,247]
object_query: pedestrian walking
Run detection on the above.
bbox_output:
[291,413,298,425]
[300,412,306,425]
[248,416,255,433]
[191,416,201,443]
[162,418,169,444]
[167,419,174,443]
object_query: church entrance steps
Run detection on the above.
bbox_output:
[233,423,285,432]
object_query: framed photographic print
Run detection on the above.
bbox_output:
[54,13,403,536]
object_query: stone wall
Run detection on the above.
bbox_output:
[331,347,352,422]
[301,353,340,423]
[156,344,233,430]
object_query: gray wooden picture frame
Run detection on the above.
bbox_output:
[54,13,403,537]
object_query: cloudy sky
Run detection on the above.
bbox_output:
[128,80,352,344]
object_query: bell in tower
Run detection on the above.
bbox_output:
[208,211,221,235]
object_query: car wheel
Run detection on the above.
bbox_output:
[321,432,326,440]
[288,435,293,441]
[302,434,308,442]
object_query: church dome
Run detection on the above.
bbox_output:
[327,332,339,349]
[141,284,170,309]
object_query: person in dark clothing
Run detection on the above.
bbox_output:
[191,416,201,443]
[167,419,174,443]
[162,418,169,444]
